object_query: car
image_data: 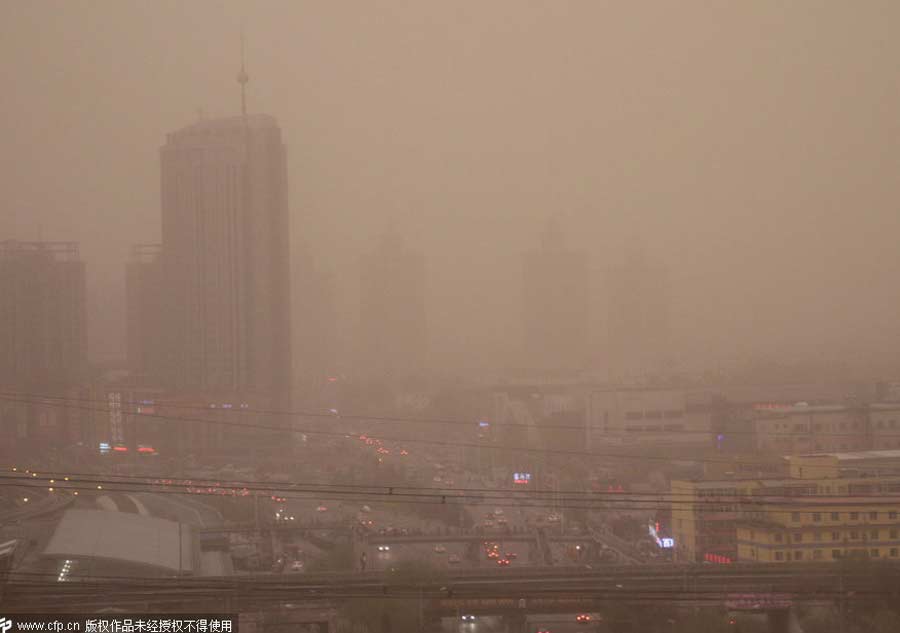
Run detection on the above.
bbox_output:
[460,615,476,622]
[377,545,390,552]
[497,517,508,525]
[448,554,461,564]
[316,505,327,512]
[494,508,504,515]
[576,614,592,623]
[434,544,446,553]
[289,560,304,572]
[537,629,552,633]
[360,505,372,513]
[547,513,561,523]
[484,519,495,527]
[496,558,510,566]
[505,552,517,560]
[487,550,500,559]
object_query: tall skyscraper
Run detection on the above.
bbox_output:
[607,238,670,381]
[358,230,427,379]
[159,113,291,406]
[0,240,87,389]
[522,219,589,372]
[125,243,165,385]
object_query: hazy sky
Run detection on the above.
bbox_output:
[2,1,899,372]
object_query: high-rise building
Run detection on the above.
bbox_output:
[159,114,291,407]
[125,244,165,385]
[358,230,426,379]
[607,238,670,381]
[522,219,588,371]
[0,240,87,389]
[0,241,87,458]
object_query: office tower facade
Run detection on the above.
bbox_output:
[607,239,670,381]
[159,114,292,407]
[358,230,427,379]
[522,219,588,371]
[0,240,87,389]
[125,243,165,385]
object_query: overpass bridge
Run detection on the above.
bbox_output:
[3,561,897,612]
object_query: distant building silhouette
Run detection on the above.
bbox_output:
[522,219,588,372]
[0,240,86,389]
[159,114,292,408]
[125,244,164,385]
[358,229,426,380]
[292,241,338,389]
[0,241,87,458]
[607,238,670,381]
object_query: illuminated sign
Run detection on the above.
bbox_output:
[478,420,490,428]
[649,521,675,548]
[705,553,733,564]
[99,442,110,455]
[513,473,531,484]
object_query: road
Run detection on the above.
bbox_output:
[5,561,897,612]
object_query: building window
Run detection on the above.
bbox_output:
[832,549,841,559]
[832,532,840,541]
[775,533,783,543]
[831,512,839,520]
[850,512,859,520]
[813,549,823,560]
[870,529,879,540]
[889,511,897,520]
[815,532,822,541]
[870,511,878,520]
[813,513,821,522]
[890,529,898,539]
[775,551,784,561]
[791,512,801,522]
[891,548,898,557]
[794,551,803,560]
[792,533,802,542]
[870,549,879,557]
[850,531,859,540]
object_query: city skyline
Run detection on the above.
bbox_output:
[4,2,899,374]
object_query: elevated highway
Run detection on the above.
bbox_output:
[3,561,897,613]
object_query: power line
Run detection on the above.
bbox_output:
[7,390,900,439]
[5,393,895,470]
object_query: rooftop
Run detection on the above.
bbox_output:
[42,509,193,575]
[793,449,900,462]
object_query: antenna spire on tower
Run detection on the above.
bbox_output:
[237,26,249,118]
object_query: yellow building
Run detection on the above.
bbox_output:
[671,451,900,564]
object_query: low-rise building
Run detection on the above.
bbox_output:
[672,451,900,564]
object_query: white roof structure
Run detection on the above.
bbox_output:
[43,509,193,574]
